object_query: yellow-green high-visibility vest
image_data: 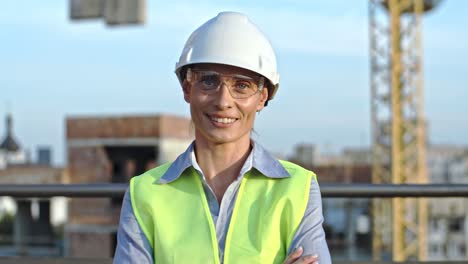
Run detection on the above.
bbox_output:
[130,160,315,264]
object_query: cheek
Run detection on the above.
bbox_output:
[190,102,204,119]
[238,101,260,120]
[189,94,208,110]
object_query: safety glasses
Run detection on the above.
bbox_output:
[186,68,265,99]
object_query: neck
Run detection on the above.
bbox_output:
[194,136,251,183]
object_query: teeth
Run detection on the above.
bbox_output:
[211,116,236,124]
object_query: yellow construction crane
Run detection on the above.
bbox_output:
[369,0,443,261]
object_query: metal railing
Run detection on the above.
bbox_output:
[1,183,468,264]
[0,259,466,264]
[1,183,468,198]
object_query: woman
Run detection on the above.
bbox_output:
[114,12,331,264]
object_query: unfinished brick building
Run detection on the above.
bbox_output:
[65,114,192,257]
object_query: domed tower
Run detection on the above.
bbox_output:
[1,114,20,151]
[369,0,444,261]
[0,113,26,168]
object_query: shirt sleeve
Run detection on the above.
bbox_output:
[287,176,332,264]
[113,189,154,264]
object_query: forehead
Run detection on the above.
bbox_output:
[191,63,261,78]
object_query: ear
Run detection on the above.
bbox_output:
[256,87,268,112]
[182,80,191,103]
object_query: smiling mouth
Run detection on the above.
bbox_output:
[207,115,238,124]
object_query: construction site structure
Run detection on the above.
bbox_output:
[369,0,443,261]
[65,114,193,257]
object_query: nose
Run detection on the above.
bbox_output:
[213,82,234,109]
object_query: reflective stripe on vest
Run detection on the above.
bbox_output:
[130,160,315,264]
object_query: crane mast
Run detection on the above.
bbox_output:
[369,0,440,260]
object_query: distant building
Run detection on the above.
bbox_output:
[342,147,372,165]
[37,147,52,165]
[426,145,468,261]
[290,143,318,166]
[292,144,373,167]
[289,144,373,261]
[65,114,193,258]
[0,113,66,256]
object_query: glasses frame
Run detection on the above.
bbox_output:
[186,68,265,99]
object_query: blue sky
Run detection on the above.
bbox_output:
[1,0,467,165]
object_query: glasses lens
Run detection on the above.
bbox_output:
[229,78,258,98]
[195,73,221,91]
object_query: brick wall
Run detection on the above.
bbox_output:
[66,145,114,257]
[67,146,111,184]
[67,232,114,258]
[67,114,191,139]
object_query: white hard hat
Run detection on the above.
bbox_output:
[175,12,280,102]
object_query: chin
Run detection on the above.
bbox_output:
[208,135,238,145]
[208,131,252,145]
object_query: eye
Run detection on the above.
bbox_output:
[199,75,219,89]
[234,81,254,93]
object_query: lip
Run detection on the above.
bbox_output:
[206,113,239,128]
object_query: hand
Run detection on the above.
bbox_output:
[283,247,318,264]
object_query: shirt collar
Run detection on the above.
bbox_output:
[156,140,289,184]
[252,141,290,178]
